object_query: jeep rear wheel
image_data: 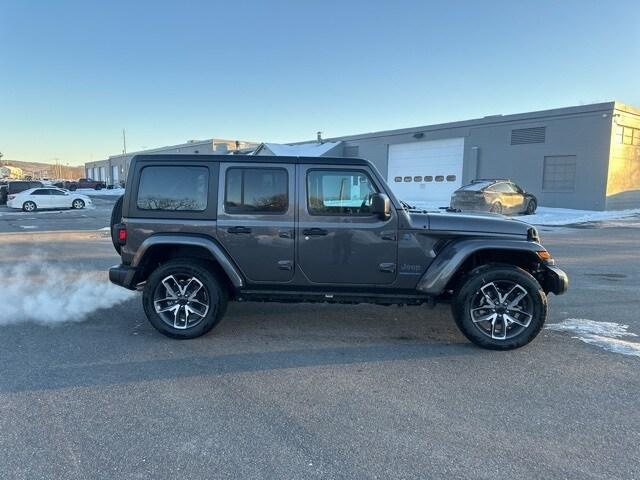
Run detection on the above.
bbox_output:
[143,259,227,339]
[451,265,547,350]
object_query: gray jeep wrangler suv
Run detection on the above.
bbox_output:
[109,154,567,350]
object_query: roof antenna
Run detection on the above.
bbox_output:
[317,131,323,144]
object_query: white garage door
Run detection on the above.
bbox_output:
[388,138,464,206]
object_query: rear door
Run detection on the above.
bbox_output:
[297,165,398,285]
[216,162,295,283]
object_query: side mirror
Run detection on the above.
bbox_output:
[371,192,391,220]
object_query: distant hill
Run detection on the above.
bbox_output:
[0,160,84,179]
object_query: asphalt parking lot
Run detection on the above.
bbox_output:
[0,205,638,479]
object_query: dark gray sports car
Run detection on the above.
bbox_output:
[450,179,537,215]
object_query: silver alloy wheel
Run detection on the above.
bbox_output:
[23,201,35,212]
[469,280,533,340]
[73,199,84,209]
[153,274,210,330]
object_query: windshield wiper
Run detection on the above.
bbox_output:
[400,200,415,210]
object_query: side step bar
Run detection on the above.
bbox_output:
[236,290,436,307]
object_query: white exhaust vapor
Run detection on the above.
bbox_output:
[0,259,136,326]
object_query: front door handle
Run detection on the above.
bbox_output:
[302,228,328,237]
[227,226,252,234]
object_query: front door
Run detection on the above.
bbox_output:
[297,165,398,285]
[217,162,295,283]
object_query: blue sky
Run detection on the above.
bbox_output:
[1,0,638,165]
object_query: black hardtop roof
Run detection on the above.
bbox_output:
[131,153,371,166]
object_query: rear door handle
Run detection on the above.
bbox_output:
[302,228,328,237]
[227,226,252,234]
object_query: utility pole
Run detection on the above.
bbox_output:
[122,129,127,154]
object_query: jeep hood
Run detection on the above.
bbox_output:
[406,211,531,237]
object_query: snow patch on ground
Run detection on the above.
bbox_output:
[514,207,640,226]
[76,188,125,196]
[0,258,136,326]
[546,319,640,358]
[408,202,640,226]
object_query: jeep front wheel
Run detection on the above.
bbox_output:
[451,265,547,350]
[142,259,227,339]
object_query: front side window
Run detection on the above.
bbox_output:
[31,189,47,195]
[490,182,514,193]
[307,170,377,215]
[137,166,208,211]
[224,168,288,214]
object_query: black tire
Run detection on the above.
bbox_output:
[72,199,85,209]
[451,264,547,350]
[110,195,124,254]
[95,184,103,190]
[525,199,537,215]
[490,202,503,214]
[22,201,37,212]
[69,184,77,191]
[142,259,228,339]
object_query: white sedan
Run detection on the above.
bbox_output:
[7,187,92,212]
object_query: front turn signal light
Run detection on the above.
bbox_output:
[537,250,552,261]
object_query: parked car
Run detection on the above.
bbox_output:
[108,154,567,350]
[6,187,91,212]
[0,180,44,205]
[450,179,537,215]
[62,178,106,191]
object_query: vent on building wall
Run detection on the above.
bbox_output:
[344,145,360,157]
[511,127,546,145]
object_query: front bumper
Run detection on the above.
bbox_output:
[109,264,138,290]
[542,265,569,295]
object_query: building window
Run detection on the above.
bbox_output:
[617,125,640,145]
[543,155,576,192]
[413,176,422,182]
[225,168,288,214]
[137,166,208,211]
[446,175,456,182]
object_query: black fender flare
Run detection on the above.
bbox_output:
[132,234,244,288]
[416,238,545,295]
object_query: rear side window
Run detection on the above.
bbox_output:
[137,166,208,211]
[224,168,288,214]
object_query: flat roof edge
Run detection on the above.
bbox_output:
[305,101,619,143]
